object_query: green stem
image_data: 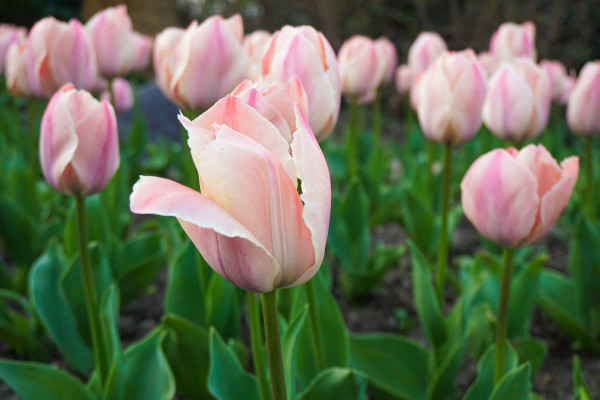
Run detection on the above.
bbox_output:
[372,90,382,147]
[435,143,453,302]
[494,247,514,384]
[75,197,108,388]
[248,293,271,400]
[107,79,115,109]
[348,99,359,180]
[586,136,595,220]
[260,291,287,400]
[27,100,38,169]
[305,279,326,371]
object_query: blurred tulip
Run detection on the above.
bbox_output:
[567,61,600,136]
[261,25,341,141]
[338,35,382,104]
[154,14,244,111]
[40,84,119,196]
[242,30,271,81]
[0,24,26,74]
[541,59,570,103]
[409,72,423,110]
[6,17,97,98]
[461,144,578,247]
[407,32,447,75]
[560,70,576,105]
[375,37,398,85]
[101,78,134,113]
[86,5,152,77]
[131,96,331,293]
[490,21,536,63]
[395,64,412,94]
[416,49,487,145]
[483,58,552,142]
[478,51,497,76]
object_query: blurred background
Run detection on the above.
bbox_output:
[2,0,599,70]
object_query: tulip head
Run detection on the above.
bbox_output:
[40,84,119,196]
[461,145,578,247]
[86,5,153,77]
[131,95,331,292]
[338,35,383,104]
[0,24,26,75]
[416,49,487,145]
[407,31,447,75]
[154,14,244,111]
[477,51,498,77]
[101,78,134,113]
[490,21,536,63]
[375,37,398,85]
[395,64,412,94]
[261,25,341,141]
[540,59,570,103]
[242,30,271,81]
[483,58,552,142]
[567,61,600,136]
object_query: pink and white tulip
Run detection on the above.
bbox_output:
[40,84,119,196]
[86,5,153,77]
[395,64,412,94]
[242,30,271,81]
[540,59,570,103]
[415,49,487,144]
[0,24,26,75]
[154,14,244,111]
[490,21,536,63]
[477,51,497,77]
[375,37,398,85]
[483,58,552,142]
[101,78,134,113]
[261,25,341,141]
[567,61,600,136]
[461,145,578,247]
[130,96,331,293]
[338,35,383,104]
[407,32,447,75]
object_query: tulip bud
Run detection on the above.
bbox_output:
[461,145,578,247]
[375,37,398,85]
[477,51,497,77]
[0,24,26,75]
[5,41,32,97]
[40,84,119,196]
[242,30,271,81]
[490,21,536,63]
[131,96,331,293]
[407,32,447,75]
[338,35,383,104]
[101,78,134,113]
[86,5,153,78]
[567,61,600,136]
[483,58,551,142]
[154,14,245,111]
[409,72,423,110]
[540,59,570,103]
[395,64,412,94]
[416,49,487,145]
[261,25,341,141]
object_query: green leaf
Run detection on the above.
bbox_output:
[399,187,437,258]
[508,255,545,337]
[488,363,531,400]
[0,194,40,266]
[282,306,308,399]
[64,195,111,258]
[573,355,592,400]
[569,219,600,320]
[208,327,260,400]
[100,285,123,398]
[514,337,547,376]
[206,273,241,340]
[297,367,368,400]
[349,333,429,400]
[0,359,94,400]
[427,333,466,400]
[463,341,518,400]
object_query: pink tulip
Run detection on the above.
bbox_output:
[130,96,331,293]
[242,30,271,81]
[415,49,487,144]
[461,145,578,247]
[6,17,97,98]
[407,32,447,75]
[0,24,26,74]
[101,78,134,113]
[86,5,153,77]
[540,59,570,103]
[477,51,497,77]
[567,61,600,136]
[231,77,308,143]
[154,14,244,111]
[40,84,119,196]
[395,64,412,94]
[561,70,576,105]
[338,35,383,104]
[261,25,341,141]
[490,21,536,63]
[483,58,552,142]
[409,72,423,110]
[375,37,398,85]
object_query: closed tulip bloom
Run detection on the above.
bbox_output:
[130,96,331,293]
[407,32,447,75]
[101,78,134,113]
[0,24,26,74]
[416,49,487,144]
[242,30,271,81]
[490,21,536,63]
[461,145,578,247]
[261,25,341,141]
[483,58,551,142]
[395,64,412,94]
[540,59,570,103]
[338,35,382,104]
[154,14,244,111]
[86,5,153,77]
[567,61,600,136]
[409,72,423,110]
[478,51,497,77]
[40,84,119,196]
[375,37,398,85]
[5,41,32,96]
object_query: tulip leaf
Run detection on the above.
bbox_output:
[508,254,545,337]
[399,187,438,259]
[206,272,241,340]
[282,306,308,399]
[297,367,368,400]
[573,355,592,400]
[0,194,40,267]
[488,363,531,400]
[463,341,518,400]
[569,218,600,318]
[514,337,547,377]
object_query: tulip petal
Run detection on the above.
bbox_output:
[516,144,563,199]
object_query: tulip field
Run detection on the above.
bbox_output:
[1,2,600,400]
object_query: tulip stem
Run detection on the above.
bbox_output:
[494,247,514,384]
[586,136,595,219]
[75,196,108,389]
[348,99,359,180]
[435,143,453,302]
[107,79,115,109]
[260,291,287,400]
[373,90,382,147]
[248,292,271,400]
[305,279,326,371]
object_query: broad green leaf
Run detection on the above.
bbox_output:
[100,285,123,400]
[427,332,466,400]
[569,219,600,320]
[463,341,518,400]
[488,363,531,400]
[514,337,547,376]
[282,306,308,399]
[206,273,241,340]
[573,356,592,400]
[399,187,437,258]
[508,255,545,337]
[297,367,368,400]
